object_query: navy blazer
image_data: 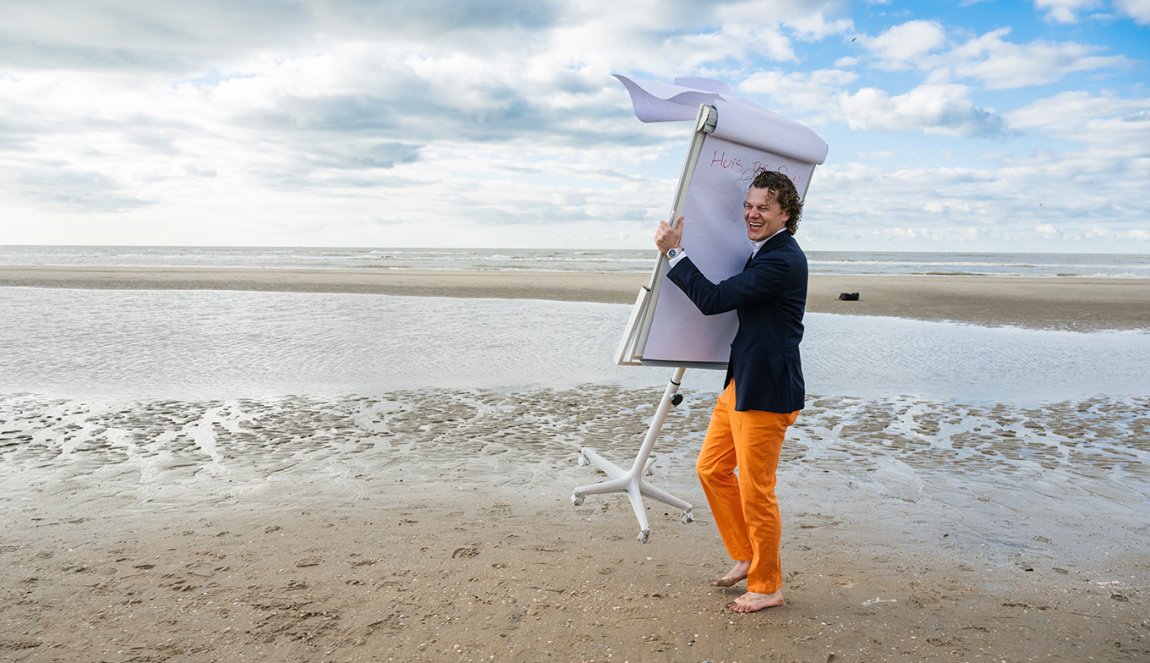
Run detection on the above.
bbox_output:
[666,231,807,413]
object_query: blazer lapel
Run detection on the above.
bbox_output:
[747,232,791,268]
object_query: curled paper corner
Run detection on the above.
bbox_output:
[612,74,722,123]
[612,74,767,123]
[613,73,829,165]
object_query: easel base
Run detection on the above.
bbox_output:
[572,367,693,543]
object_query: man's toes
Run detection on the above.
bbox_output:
[727,593,783,613]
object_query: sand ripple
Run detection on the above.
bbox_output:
[3,388,1145,522]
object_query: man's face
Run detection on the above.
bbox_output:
[743,187,789,242]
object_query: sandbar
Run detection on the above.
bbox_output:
[1,265,1148,331]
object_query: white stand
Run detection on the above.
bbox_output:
[572,368,694,543]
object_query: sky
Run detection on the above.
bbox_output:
[0,0,1147,253]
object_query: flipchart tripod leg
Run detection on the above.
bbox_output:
[572,367,693,543]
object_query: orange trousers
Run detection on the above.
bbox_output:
[696,381,799,595]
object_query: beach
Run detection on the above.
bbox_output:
[2,265,1149,332]
[2,267,1148,662]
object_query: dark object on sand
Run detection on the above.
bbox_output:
[838,292,860,301]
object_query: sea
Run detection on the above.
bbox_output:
[1,245,1147,563]
[1,244,1148,401]
[2,245,1150,279]
[1,245,1148,399]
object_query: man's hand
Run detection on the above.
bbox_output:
[655,216,684,255]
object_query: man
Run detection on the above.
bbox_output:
[654,168,807,614]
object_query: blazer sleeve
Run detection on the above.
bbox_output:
[666,252,795,316]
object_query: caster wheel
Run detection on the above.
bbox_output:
[637,529,650,544]
[571,494,585,506]
[681,510,694,524]
[577,453,588,467]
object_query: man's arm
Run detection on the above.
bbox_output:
[668,255,793,315]
[655,215,796,315]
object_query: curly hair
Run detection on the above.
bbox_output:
[750,169,803,235]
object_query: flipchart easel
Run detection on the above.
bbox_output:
[572,76,828,543]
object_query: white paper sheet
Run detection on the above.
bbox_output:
[614,74,828,164]
[614,74,829,368]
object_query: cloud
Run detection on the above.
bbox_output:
[16,168,156,212]
[0,1,313,72]
[0,0,1144,252]
[1114,0,1150,23]
[0,0,567,73]
[839,83,1009,137]
[739,68,858,119]
[849,22,1131,92]
[949,28,1128,89]
[1034,0,1103,23]
[316,0,561,34]
[787,10,854,41]
[1006,90,1150,167]
[859,20,947,67]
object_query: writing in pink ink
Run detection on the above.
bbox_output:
[710,150,742,170]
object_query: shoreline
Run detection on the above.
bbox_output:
[2,265,1149,331]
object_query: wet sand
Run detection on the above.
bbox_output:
[2,268,1148,661]
[2,265,1149,331]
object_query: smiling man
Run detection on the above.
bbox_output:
[654,168,807,614]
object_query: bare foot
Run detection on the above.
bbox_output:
[727,590,784,613]
[710,560,751,588]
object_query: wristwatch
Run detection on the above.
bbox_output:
[666,247,684,259]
